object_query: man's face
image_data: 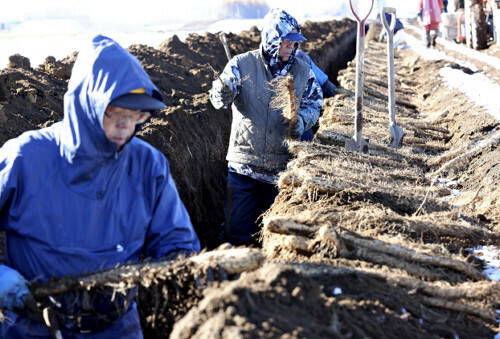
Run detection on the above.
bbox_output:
[103,104,142,148]
[279,40,297,62]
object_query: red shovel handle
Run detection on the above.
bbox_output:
[349,0,374,36]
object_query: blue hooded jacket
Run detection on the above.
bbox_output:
[295,50,328,86]
[0,35,200,336]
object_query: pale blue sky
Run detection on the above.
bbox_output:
[0,0,419,68]
[1,0,418,23]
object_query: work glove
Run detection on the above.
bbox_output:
[290,116,305,140]
[209,80,234,109]
[321,80,336,99]
[0,265,31,310]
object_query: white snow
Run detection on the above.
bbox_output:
[0,32,170,68]
[469,245,500,335]
[399,29,478,71]
[404,24,500,70]
[470,246,500,282]
[439,67,500,119]
[399,26,500,120]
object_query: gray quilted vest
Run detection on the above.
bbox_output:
[227,49,310,172]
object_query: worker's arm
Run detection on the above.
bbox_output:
[209,58,241,109]
[144,158,200,260]
[0,139,19,218]
[298,69,323,131]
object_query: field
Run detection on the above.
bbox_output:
[1,18,499,338]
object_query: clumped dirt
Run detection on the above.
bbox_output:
[1,18,500,338]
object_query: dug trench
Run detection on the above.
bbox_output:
[1,18,500,338]
[0,20,357,251]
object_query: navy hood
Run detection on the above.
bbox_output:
[260,8,304,77]
[59,35,164,163]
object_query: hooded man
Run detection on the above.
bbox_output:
[209,8,323,246]
[0,35,200,338]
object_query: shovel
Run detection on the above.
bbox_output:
[345,0,374,154]
[381,7,404,147]
[219,32,233,61]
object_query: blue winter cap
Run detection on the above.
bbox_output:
[110,88,166,110]
[283,28,306,41]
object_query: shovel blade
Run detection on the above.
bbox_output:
[345,137,369,154]
[389,124,404,147]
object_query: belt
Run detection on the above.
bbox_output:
[55,308,126,333]
[38,286,137,333]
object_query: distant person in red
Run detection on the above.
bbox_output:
[419,0,444,47]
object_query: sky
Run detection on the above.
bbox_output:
[0,0,420,67]
[1,0,419,26]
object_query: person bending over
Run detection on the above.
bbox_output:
[0,35,200,338]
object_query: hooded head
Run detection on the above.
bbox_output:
[60,35,165,162]
[260,8,306,77]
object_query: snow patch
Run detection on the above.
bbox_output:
[405,24,500,70]
[469,245,500,330]
[470,246,500,281]
[400,30,478,71]
[439,67,500,120]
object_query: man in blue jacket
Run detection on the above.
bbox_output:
[296,50,336,99]
[377,12,404,42]
[0,35,200,338]
[210,8,322,246]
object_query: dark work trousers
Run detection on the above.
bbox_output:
[222,172,279,246]
[300,128,314,141]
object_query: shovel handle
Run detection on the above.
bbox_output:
[380,7,397,33]
[349,0,374,36]
[219,32,233,61]
[380,7,403,146]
